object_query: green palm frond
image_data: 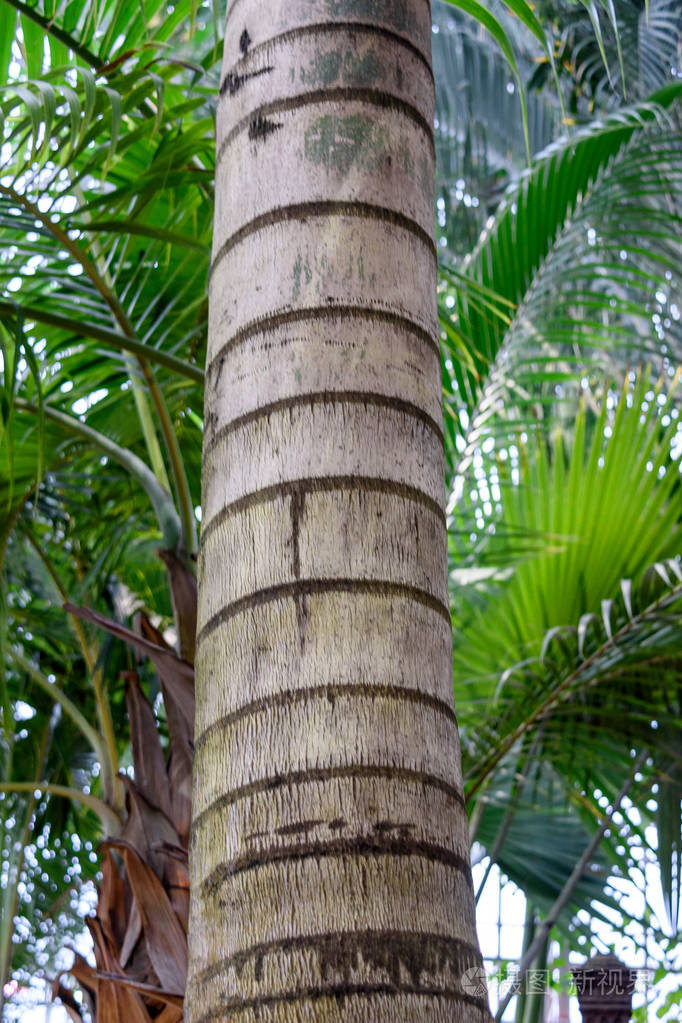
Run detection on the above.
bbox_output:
[0,27,214,987]
[543,0,682,104]
[474,758,626,931]
[433,1,562,259]
[466,555,682,933]
[3,0,224,80]
[0,36,213,557]
[0,533,112,993]
[453,380,682,936]
[438,86,682,475]
[451,375,682,692]
[463,554,682,787]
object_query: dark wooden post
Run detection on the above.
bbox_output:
[572,953,637,1023]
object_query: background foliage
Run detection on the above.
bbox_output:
[0,0,680,1019]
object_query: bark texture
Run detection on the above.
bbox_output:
[187,2,490,1020]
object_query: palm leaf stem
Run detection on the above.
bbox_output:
[474,731,543,903]
[513,902,537,1023]
[76,221,208,251]
[71,182,172,498]
[0,802,31,1016]
[0,719,51,1018]
[10,651,114,804]
[0,782,120,832]
[15,399,181,551]
[145,370,197,557]
[468,793,486,846]
[3,0,100,69]
[87,972,184,1003]
[21,524,121,807]
[493,750,647,1022]
[22,524,99,678]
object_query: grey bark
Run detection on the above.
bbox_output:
[186,3,489,1020]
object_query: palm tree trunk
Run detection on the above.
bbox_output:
[186,3,489,1021]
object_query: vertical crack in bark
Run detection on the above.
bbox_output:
[290,486,303,580]
[290,487,309,650]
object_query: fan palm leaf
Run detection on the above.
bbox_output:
[452,378,682,944]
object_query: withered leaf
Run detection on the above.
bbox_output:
[124,672,173,818]
[109,840,188,993]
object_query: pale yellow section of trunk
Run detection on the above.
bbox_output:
[187,3,491,1021]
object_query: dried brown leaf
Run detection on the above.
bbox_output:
[93,973,183,1006]
[100,982,153,1023]
[109,841,188,993]
[119,896,142,969]
[135,613,194,742]
[124,672,172,818]
[116,778,185,885]
[64,604,194,729]
[73,926,153,1023]
[167,741,193,844]
[134,616,194,840]
[157,548,197,666]
[98,851,127,951]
